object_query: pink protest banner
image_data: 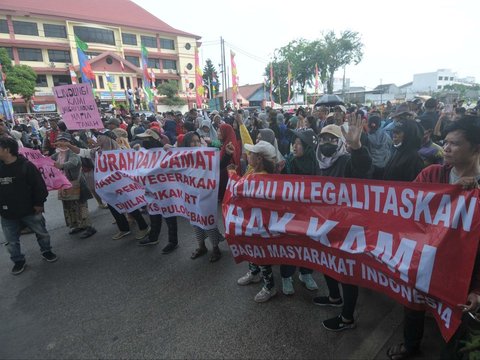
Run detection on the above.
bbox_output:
[19,148,71,191]
[53,83,103,130]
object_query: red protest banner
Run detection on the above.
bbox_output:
[222,172,480,341]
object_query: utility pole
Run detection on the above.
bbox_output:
[220,37,227,109]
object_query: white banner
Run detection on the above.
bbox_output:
[94,148,220,229]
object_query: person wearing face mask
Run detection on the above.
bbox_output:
[52,132,97,239]
[314,116,372,332]
[383,119,424,182]
[366,115,392,179]
[280,129,319,295]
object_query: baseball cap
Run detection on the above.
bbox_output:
[289,128,318,149]
[244,140,277,162]
[136,129,160,140]
[320,124,343,139]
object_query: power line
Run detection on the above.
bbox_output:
[224,40,269,64]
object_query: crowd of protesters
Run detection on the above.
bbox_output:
[1,96,480,359]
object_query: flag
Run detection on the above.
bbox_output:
[150,69,156,87]
[68,64,77,84]
[269,64,274,104]
[315,63,319,95]
[140,44,154,104]
[75,36,94,83]
[287,62,292,104]
[194,48,204,108]
[0,63,5,81]
[230,50,238,108]
[105,72,116,106]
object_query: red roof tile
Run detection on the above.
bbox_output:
[0,0,200,39]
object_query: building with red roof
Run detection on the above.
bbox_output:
[0,0,201,112]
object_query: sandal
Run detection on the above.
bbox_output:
[209,247,221,262]
[191,247,208,259]
[387,343,418,360]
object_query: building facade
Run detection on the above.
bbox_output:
[412,69,476,93]
[0,0,200,112]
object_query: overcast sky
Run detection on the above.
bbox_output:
[133,0,479,91]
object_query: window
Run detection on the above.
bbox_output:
[1,47,13,59]
[450,77,454,81]
[126,77,131,89]
[186,63,193,70]
[147,58,160,69]
[74,26,115,45]
[185,43,191,50]
[141,35,157,48]
[160,38,175,50]
[44,24,66,38]
[438,76,443,80]
[35,75,48,87]
[52,75,71,86]
[48,50,71,63]
[98,75,104,89]
[119,76,125,89]
[13,21,38,36]
[125,55,139,67]
[18,48,43,61]
[437,85,442,89]
[0,19,8,34]
[85,51,100,59]
[162,59,177,70]
[122,33,137,46]
[137,78,143,88]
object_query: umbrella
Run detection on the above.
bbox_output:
[315,94,344,107]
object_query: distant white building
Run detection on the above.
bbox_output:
[412,69,476,93]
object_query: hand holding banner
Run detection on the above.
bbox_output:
[19,148,72,191]
[222,172,480,341]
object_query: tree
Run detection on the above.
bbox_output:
[322,30,363,94]
[5,65,37,101]
[202,59,220,99]
[0,47,13,73]
[156,81,186,106]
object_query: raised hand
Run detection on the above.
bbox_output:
[341,113,364,150]
[225,141,235,155]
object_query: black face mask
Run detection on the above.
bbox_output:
[319,143,337,157]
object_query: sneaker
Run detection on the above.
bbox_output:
[135,226,151,240]
[254,287,277,303]
[137,237,159,246]
[112,231,131,240]
[313,296,343,307]
[162,242,178,254]
[299,273,319,290]
[237,271,262,286]
[42,251,58,263]
[282,277,295,295]
[79,226,97,239]
[322,315,356,332]
[11,261,26,275]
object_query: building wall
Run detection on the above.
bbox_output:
[0,11,198,110]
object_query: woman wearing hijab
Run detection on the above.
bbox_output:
[66,131,150,241]
[196,118,218,146]
[236,140,278,302]
[280,129,319,295]
[163,118,177,146]
[52,132,97,238]
[181,131,233,262]
[314,117,372,332]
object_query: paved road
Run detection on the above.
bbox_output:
[0,193,443,359]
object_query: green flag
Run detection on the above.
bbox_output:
[75,35,88,52]
[141,44,148,58]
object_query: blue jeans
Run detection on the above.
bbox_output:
[1,213,52,263]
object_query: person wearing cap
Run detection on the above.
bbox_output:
[52,132,97,238]
[0,136,57,274]
[418,98,439,132]
[333,105,347,126]
[383,118,424,182]
[280,128,319,295]
[106,118,121,131]
[313,115,372,332]
[367,115,392,179]
[237,140,279,302]
[383,103,416,139]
